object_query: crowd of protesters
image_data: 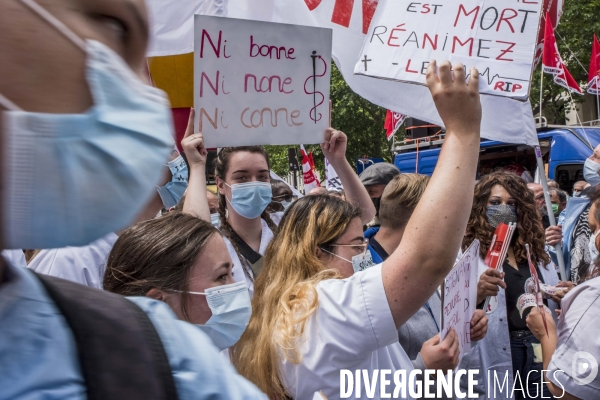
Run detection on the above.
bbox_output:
[1,1,600,400]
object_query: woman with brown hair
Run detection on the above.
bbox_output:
[459,171,561,399]
[103,212,251,351]
[230,61,483,399]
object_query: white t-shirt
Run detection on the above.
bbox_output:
[223,213,282,298]
[27,233,118,289]
[280,264,414,400]
[547,277,600,399]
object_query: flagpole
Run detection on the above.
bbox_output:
[539,66,544,122]
[534,146,568,281]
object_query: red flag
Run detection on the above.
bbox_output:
[588,34,600,95]
[299,145,320,192]
[542,14,583,95]
[534,0,565,67]
[384,110,407,141]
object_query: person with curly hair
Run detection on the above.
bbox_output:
[459,171,567,399]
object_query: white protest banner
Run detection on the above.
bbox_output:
[355,0,543,100]
[440,239,480,366]
[194,16,332,147]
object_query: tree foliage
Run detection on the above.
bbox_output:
[529,0,600,123]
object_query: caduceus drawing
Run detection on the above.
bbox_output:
[304,50,327,123]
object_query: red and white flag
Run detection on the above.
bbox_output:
[587,34,600,95]
[300,145,320,193]
[542,14,583,95]
[384,110,407,141]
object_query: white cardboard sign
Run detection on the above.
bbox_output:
[440,239,480,366]
[194,16,332,147]
[355,0,543,100]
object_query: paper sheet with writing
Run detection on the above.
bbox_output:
[194,16,332,147]
[441,239,480,365]
[355,0,543,99]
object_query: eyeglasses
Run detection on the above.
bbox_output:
[330,238,369,255]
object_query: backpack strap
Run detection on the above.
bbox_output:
[34,273,178,400]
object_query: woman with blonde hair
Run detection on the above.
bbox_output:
[231,60,483,399]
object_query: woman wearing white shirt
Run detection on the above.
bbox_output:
[526,189,600,399]
[230,61,483,399]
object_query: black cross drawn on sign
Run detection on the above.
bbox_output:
[362,55,371,71]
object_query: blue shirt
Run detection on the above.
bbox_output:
[0,260,267,400]
[364,227,384,264]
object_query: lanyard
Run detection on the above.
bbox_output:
[424,301,440,332]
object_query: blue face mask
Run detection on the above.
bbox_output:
[0,0,174,249]
[179,281,252,350]
[157,155,188,209]
[210,213,221,227]
[584,158,600,187]
[225,182,272,219]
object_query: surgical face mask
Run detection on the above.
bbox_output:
[210,213,221,227]
[157,155,188,209]
[321,248,375,273]
[573,190,581,198]
[179,281,252,350]
[589,231,599,262]
[0,0,174,249]
[584,158,600,186]
[225,182,272,219]
[486,204,517,228]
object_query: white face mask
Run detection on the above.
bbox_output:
[589,231,599,262]
[0,0,174,249]
[321,248,375,273]
[180,281,252,350]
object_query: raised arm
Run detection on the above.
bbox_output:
[383,61,482,328]
[321,128,376,224]
[181,109,210,222]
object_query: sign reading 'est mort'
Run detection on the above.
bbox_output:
[194,16,332,147]
[355,0,544,100]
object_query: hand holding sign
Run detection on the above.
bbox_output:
[321,128,347,163]
[181,108,208,167]
[421,330,460,372]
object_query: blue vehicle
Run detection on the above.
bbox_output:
[388,125,600,193]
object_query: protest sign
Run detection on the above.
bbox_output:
[355,0,544,100]
[441,239,480,365]
[194,16,332,147]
